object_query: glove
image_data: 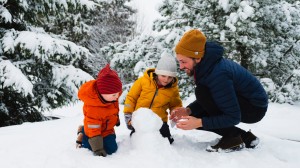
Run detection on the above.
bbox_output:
[124,113,134,130]
[159,122,174,144]
[160,122,171,138]
[88,136,107,157]
[169,107,191,123]
[116,114,120,127]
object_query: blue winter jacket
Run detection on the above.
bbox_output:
[188,42,268,130]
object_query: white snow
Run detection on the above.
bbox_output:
[219,0,230,13]
[51,65,94,99]
[1,0,300,167]
[0,101,300,168]
[225,1,255,32]
[2,30,90,62]
[0,60,33,96]
[0,5,12,23]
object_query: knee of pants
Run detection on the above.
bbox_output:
[81,128,118,155]
[103,134,118,155]
[242,111,266,124]
[81,127,92,150]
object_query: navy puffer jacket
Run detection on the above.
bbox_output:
[188,42,268,129]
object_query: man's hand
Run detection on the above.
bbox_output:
[176,116,202,130]
[169,107,191,123]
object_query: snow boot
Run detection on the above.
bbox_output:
[76,125,84,148]
[241,130,259,148]
[206,135,245,152]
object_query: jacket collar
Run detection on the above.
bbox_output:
[195,42,224,82]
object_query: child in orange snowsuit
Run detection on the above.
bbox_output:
[76,64,122,157]
[124,54,182,144]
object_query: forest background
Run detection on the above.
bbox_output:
[1,0,300,126]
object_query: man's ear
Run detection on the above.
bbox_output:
[194,58,202,63]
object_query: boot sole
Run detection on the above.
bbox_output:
[206,143,245,153]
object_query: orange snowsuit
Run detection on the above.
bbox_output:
[78,80,120,138]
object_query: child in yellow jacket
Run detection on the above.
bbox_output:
[124,54,183,144]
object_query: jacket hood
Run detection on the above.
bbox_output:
[78,80,116,107]
[195,42,224,80]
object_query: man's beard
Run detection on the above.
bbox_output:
[186,68,194,77]
[185,60,197,77]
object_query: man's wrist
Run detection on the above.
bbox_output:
[197,118,203,128]
[186,107,192,115]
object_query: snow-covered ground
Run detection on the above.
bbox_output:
[1,98,300,168]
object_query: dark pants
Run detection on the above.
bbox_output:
[81,127,118,155]
[193,85,267,137]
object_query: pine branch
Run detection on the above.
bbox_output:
[268,40,298,71]
[283,74,294,86]
[173,0,202,10]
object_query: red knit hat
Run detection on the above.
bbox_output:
[96,64,122,94]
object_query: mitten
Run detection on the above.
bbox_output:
[124,113,134,130]
[116,114,120,127]
[159,122,171,138]
[88,136,107,157]
[159,122,174,144]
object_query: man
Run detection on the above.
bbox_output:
[170,29,268,152]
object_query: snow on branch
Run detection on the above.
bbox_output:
[2,29,91,63]
[0,5,12,23]
[0,60,33,96]
[47,0,97,10]
[51,64,94,98]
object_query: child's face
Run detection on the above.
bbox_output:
[157,75,174,86]
[101,92,120,102]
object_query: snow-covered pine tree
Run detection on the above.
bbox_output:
[82,0,136,77]
[0,0,97,126]
[100,0,300,103]
[153,0,300,103]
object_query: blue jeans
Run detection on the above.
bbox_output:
[81,127,118,155]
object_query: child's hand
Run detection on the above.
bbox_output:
[88,136,107,157]
[124,113,134,130]
[169,107,191,123]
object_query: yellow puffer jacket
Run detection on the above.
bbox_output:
[124,69,182,122]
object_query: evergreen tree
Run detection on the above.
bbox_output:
[153,0,300,103]
[83,0,136,77]
[100,0,300,103]
[0,0,96,126]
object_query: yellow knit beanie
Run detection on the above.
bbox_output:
[175,29,207,58]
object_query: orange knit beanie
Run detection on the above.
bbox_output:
[175,29,207,58]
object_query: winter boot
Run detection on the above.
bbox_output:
[241,130,259,148]
[206,135,245,152]
[76,125,84,148]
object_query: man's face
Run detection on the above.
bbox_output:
[176,54,199,76]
